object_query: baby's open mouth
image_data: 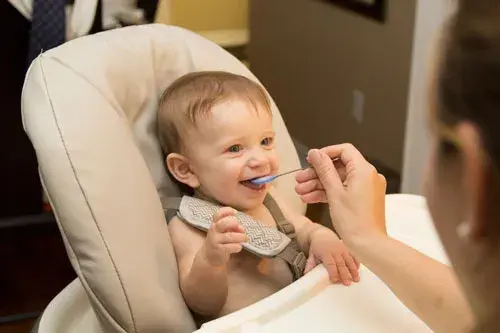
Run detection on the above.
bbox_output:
[240,179,265,190]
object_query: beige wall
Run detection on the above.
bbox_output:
[402,0,454,193]
[249,0,416,172]
[156,0,248,31]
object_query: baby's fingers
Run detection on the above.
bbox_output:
[322,254,341,284]
[354,256,361,269]
[213,216,243,234]
[213,207,237,222]
[342,252,360,283]
[334,254,353,286]
[304,253,318,274]
[235,224,245,233]
[220,231,248,245]
[224,243,243,254]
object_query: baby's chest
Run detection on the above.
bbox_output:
[228,205,293,280]
[245,204,279,229]
[229,250,293,284]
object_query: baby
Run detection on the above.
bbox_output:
[157,71,359,323]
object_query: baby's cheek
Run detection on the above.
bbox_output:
[269,154,280,173]
[225,160,247,177]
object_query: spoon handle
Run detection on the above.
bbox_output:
[273,166,305,179]
[275,157,340,180]
[250,158,340,184]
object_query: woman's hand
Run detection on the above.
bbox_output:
[295,144,387,244]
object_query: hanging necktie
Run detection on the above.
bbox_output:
[27,0,67,66]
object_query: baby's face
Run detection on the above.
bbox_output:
[185,99,279,211]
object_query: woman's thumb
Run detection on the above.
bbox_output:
[307,149,343,194]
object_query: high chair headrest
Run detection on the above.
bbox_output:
[21,24,304,333]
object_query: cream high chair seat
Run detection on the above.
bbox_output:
[22,24,449,333]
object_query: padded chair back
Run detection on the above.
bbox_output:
[21,24,304,333]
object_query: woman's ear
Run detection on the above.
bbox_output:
[455,122,488,241]
[166,153,200,189]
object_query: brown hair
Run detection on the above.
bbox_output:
[438,2,500,331]
[437,1,500,165]
[157,71,272,154]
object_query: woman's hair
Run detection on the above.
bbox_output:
[437,0,500,165]
[438,2,500,331]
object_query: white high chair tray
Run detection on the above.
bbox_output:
[197,194,447,333]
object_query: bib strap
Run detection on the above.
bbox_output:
[162,195,306,280]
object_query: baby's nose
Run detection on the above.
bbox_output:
[247,151,269,168]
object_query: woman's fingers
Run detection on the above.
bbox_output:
[296,162,347,184]
[295,179,323,195]
[299,190,328,204]
[319,143,368,166]
[296,144,387,249]
[378,173,387,190]
[333,160,347,180]
[295,167,317,183]
[306,149,344,200]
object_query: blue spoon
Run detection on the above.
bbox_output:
[249,157,340,185]
[249,166,306,185]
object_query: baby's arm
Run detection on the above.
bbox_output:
[267,186,323,251]
[168,208,247,317]
[268,186,359,285]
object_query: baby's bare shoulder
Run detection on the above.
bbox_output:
[168,216,205,254]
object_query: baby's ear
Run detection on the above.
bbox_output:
[166,153,200,189]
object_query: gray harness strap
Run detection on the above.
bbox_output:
[164,197,182,222]
[163,195,306,280]
[262,195,306,279]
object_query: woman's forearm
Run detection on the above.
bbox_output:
[349,234,474,333]
[181,249,229,317]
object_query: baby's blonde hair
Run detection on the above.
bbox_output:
[157,71,272,154]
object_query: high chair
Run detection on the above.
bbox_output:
[22,24,449,333]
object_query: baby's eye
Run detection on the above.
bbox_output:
[227,144,243,153]
[261,137,274,146]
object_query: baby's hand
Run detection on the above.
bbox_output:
[201,207,248,267]
[305,228,360,286]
